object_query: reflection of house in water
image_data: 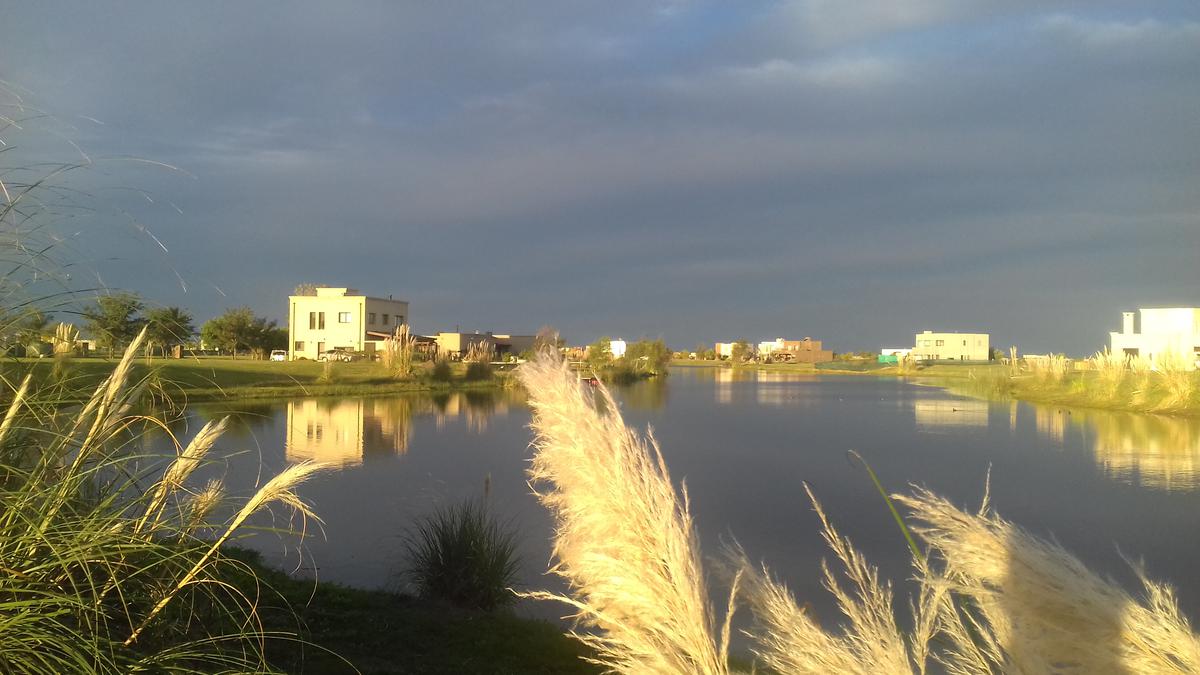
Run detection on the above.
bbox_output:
[1084,412,1200,491]
[914,399,988,430]
[754,372,813,407]
[715,368,733,405]
[432,391,510,433]
[286,398,413,468]
[1034,407,1067,444]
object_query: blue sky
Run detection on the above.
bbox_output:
[2,1,1197,353]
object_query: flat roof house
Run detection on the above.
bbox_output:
[758,337,834,364]
[912,331,989,361]
[288,287,408,361]
[1110,307,1200,370]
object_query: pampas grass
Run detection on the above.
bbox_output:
[521,354,734,674]
[520,351,1200,674]
[1,329,329,672]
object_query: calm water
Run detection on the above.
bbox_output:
[155,368,1200,626]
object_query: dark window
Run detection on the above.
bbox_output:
[294,341,304,351]
[308,312,316,330]
[318,312,325,330]
[368,313,376,324]
[382,314,389,324]
[935,339,944,346]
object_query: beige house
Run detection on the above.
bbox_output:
[435,331,538,359]
[1110,308,1200,370]
[913,331,989,361]
[288,287,408,360]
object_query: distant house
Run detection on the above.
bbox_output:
[715,342,738,359]
[758,337,833,364]
[435,331,537,358]
[610,339,627,359]
[288,287,409,360]
[1110,308,1200,369]
[912,331,989,361]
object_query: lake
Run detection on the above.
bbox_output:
[159,367,1200,627]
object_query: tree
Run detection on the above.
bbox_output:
[586,336,613,369]
[145,307,196,357]
[201,307,280,359]
[623,338,671,375]
[292,283,325,296]
[730,340,752,364]
[84,293,145,357]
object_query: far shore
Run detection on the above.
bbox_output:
[669,359,1200,418]
[5,356,518,404]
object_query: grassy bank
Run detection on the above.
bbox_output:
[3,356,517,403]
[229,550,598,675]
[910,361,1200,417]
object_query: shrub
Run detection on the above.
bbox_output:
[401,497,521,610]
[430,359,453,382]
[465,361,493,381]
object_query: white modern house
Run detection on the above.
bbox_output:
[912,331,990,361]
[288,287,409,360]
[1110,307,1200,370]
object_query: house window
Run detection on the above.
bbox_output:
[368,313,376,325]
[338,312,352,323]
[397,315,404,325]
[308,312,316,330]
[382,314,389,325]
[294,341,304,351]
[318,312,325,329]
[935,340,944,346]
[963,340,967,346]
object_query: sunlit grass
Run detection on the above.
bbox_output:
[0,329,328,673]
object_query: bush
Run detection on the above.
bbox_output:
[465,361,493,381]
[430,359,453,382]
[402,498,521,610]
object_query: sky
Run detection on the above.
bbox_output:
[1,1,1197,354]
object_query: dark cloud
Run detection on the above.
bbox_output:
[1,1,1196,353]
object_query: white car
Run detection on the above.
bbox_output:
[269,350,287,362]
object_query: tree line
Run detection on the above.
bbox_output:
[0,293,285,359]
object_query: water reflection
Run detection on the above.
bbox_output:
[285,392,519,468]
[914,398,988,430]
[1079,412,1200,491]
[1035,407,1067,445]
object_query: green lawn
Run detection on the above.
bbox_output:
[223,550,601,675]
[2,357,516,402]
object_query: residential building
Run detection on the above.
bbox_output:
[288,287,408,360]
[1110,307,1200,369]
[758,337,833,364]
[912,331,989,361]
[434,331,537,359]
[715,342,738,359]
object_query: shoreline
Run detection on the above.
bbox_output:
[670,360,1200,418]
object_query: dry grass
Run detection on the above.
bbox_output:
[520,355,734,674]
[520,351,1200,674]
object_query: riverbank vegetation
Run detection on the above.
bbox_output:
[520,353,1200,673]
[0,331,328,672]
[1,354,518,403]
[585,337,671,383]
[922,351,1200,417]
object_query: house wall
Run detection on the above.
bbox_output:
[912,331,990,361]
[288,287,408,360]
[1110,308,1200,369]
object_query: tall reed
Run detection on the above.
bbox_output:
[0,329,328,673]
[520,351,1200,674]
